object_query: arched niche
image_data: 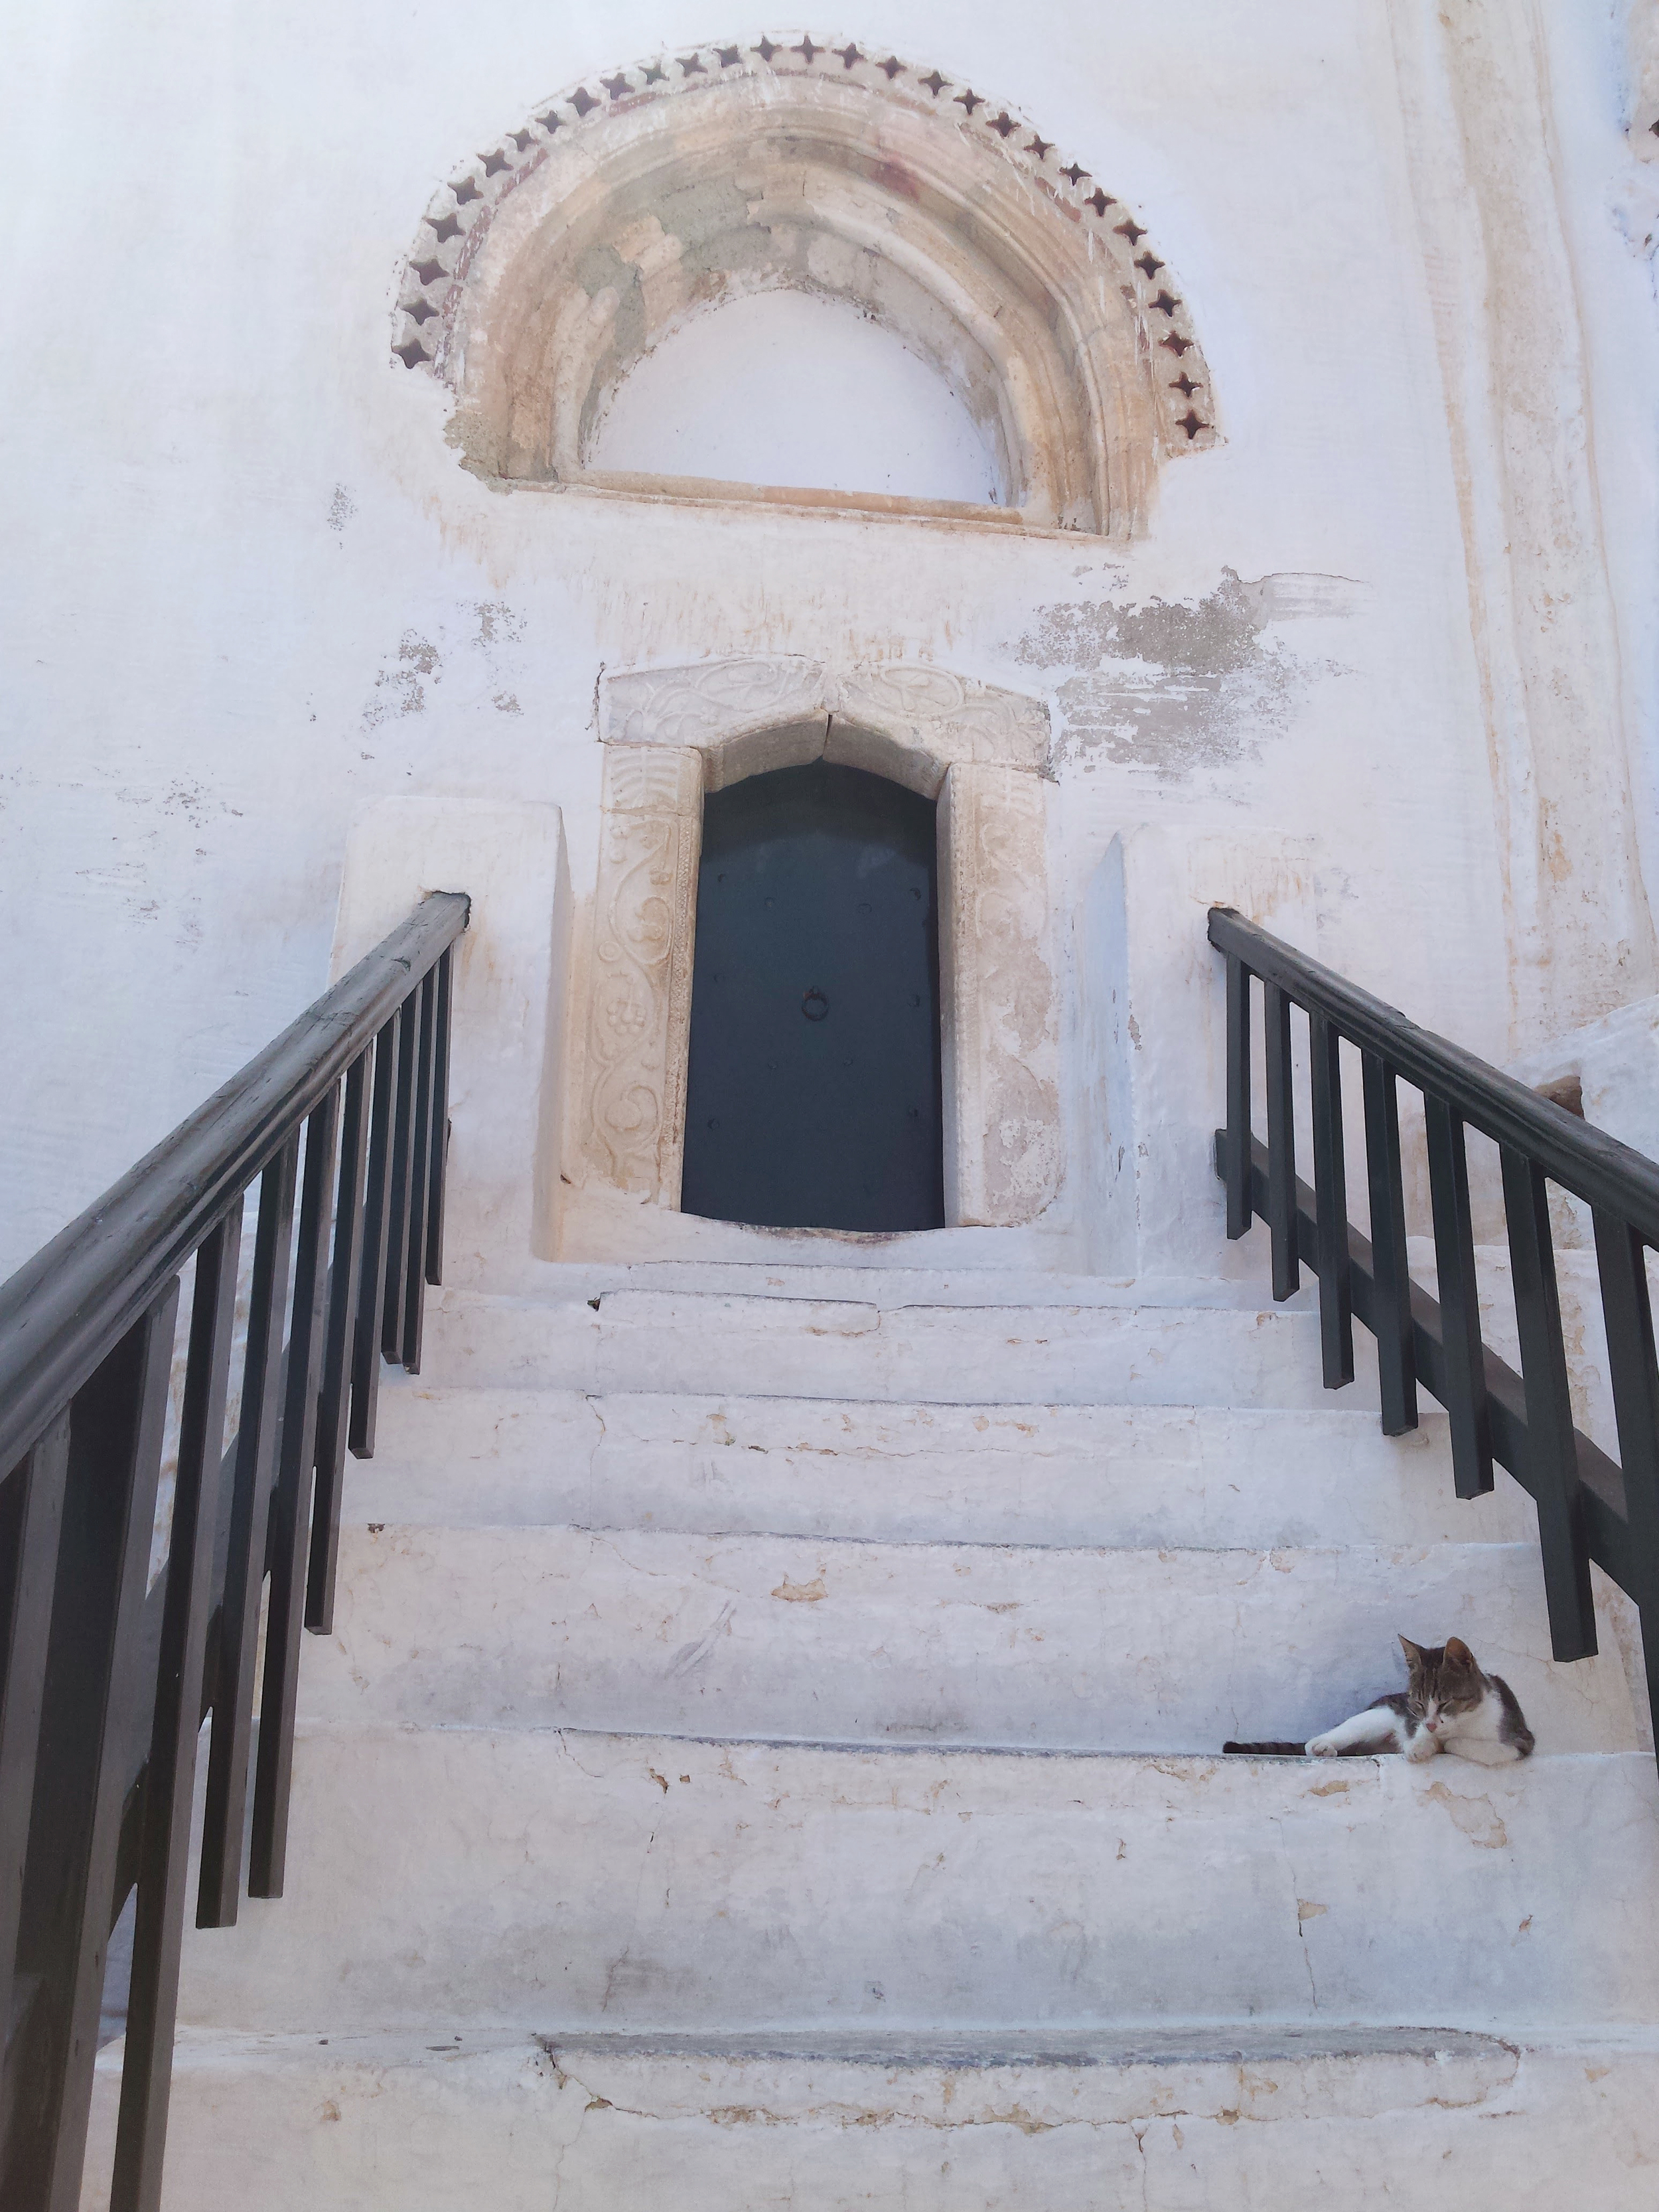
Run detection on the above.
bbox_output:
[396,41,1218,537]
[575,658,1062,1231]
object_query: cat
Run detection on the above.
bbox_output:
[1224,1636,1534,1766]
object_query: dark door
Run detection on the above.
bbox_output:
[681,759,944,1232]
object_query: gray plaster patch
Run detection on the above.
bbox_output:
[1015,569,1361,776]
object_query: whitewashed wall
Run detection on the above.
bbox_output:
[3,0,1654,1279]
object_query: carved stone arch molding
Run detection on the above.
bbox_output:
[394,39,1218,536]
[579,657,1062,1230]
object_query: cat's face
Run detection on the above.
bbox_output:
[1399,1635,1486,1735]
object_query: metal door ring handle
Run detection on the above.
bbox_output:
[802,988,830,1021]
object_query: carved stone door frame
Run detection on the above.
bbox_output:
[578,657,1062,1230]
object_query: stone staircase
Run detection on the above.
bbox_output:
[87,1265,1659,2207]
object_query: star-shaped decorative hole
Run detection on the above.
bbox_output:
[411,258,445,285]
[394,338,430,368]
[1086,188,1114,214]
[1060,161,1088,186]
[955,88,984,113]
[1170,372,1200,397]
[1177,409,1210,439]
[603,72,632,98]
[1149,289,1181,317]
[480,149,510,175]
[678,53,705,76]
[754,36,780,62]
[1161,332,1193,356]
[878,55,904,78]
[1115,218,1147,245]
[920,68,948,95]
[404,297,437,323]
[450,176,480,204]
[988,111,1018,137]
[508,128,534,151]
[537,110,562,133]
[570,87,598,115]
[428,212,462,242]
[833,42,862,68]
[717,45,742,65]
[1135,252,1164,278]
[793,35,820,62]
[1025,134,1053,159]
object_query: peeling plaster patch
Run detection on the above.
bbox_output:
[364,631,442,726]
[327,485,357,532]
[474,601,525,649]
[1423,1780,1510,1849]
[1013,569,1362,775]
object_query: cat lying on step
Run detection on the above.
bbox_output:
[1224,1637,1534,1765]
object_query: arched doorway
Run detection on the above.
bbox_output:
[680,760,945,1231]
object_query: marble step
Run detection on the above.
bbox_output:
[173,1729,1659,2035]
[300,1523,1647,1755]
[82,2024,1659,2212]
[353,1378,1544,1550]
[420,1286,1370,1408]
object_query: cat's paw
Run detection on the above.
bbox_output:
[1305,1733,1339,1758]
[1404,1730,1441,1763]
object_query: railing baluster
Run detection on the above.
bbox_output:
[307,1052,370,1634]
[111,1220,240,2212]
[1360,1053,1418,1436]
[196,1137,300,1929]
[1263,981,1299,1300]
[348,1017,401,1461]
[0,1412,71,2062]
[1309,1011,1354,1389]
[400,971,437,1372]
[6,1291,178,2212]
[250,1089,340,1899]
[380,996,419,1365]
[424,944,454,1287]
[1423,1096,1493,1498]
[1593,1211,1659,1728]
[1502,1149,1596,1661]
[1222,953,1252,1240]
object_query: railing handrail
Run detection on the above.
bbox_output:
[0,891,469,1476]
[1208,905,1659,1244]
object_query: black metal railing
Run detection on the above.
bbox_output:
[1211,905,1659,1755]
[0,890,469,2211]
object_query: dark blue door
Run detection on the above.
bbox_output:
[681,760,945,1232]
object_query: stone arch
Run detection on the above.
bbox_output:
[396,41,1218,537]
[577,658,1062,1232]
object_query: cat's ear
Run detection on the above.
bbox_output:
[1443,1637,1473,1668]
[1398,1635,1423,1666]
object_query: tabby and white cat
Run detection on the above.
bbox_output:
[1224,1636,1535,1765]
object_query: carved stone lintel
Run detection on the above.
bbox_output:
[583,746,703,1202]
[831,664,1050,776]
[938,762,1061,1227]
[604,658,828,750]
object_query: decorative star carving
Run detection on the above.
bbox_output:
[879,55,904,78]
[833,42,862,68]
[989,111,1018,137]
[569,86,598,115]
[450,176,480,204]
[404,297,437,323]
[1115,218,1146,244]
[480,149,510,175]
[642,61,666,83]
[411,258,445,285]
[1086,188,1114,214]
[602,72,632,98]
[793,35,820,62]
[1170,372,1200,396]
[717,46,742,65]
[1061,162,1088,186]
[678,52,705,75]
[1161,332,1193,356]
[394,338,429,368]
[537,110,561,133]
[1135,252,1164,277]
[954,88,984,113]
[1149,290,1181,317]
[428,212,461,242]
[1177,409,1210,439]
[508,128,534,151]
[920,69,948,95]
[1025,135,1053,159]
[754,36,780,61]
